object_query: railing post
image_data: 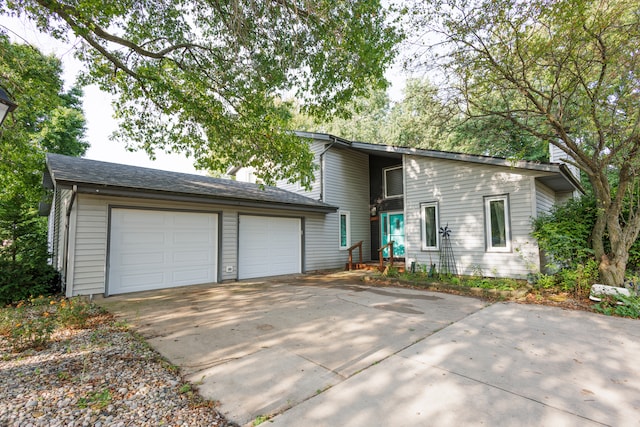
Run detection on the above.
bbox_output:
[389,241,394,268]
[348,250,353,270]
[346,241,363,271]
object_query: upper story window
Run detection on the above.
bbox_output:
[383,166,403,199]
[484,194,511,252]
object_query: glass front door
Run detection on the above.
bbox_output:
[380,212,405,258]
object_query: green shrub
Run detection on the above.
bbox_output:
[556,260,599,297]
[535,274,557,289]
[0,258,61,306]
[532,196,596,269]
[594,294,640,318]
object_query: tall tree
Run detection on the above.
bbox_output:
[0,34,87,301]
[411,0,640,285]
[2,0,401,187]
[292,88,391,143]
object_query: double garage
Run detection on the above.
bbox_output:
[107,208,303,295]
[45,153,336,298]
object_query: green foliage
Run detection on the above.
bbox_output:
[0,301,56,352]
[556,261,600,297]
[409,0,640,286]
[534,274,557,290]
[0,296,97,352]
[0,258,60,306]
[532,196,596,269]
[78,388,112,410]
[593,294,640,319]
[0,35,87,304]
[4,1,402,186]
[55,298,94,329]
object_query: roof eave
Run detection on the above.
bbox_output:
[63,182,338,213]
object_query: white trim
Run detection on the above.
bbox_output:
[484,194,511,252]
[420,202,440,251]
[338,210,351,250]
[383,165,403,199]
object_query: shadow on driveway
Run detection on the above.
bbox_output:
[96,273,640,426]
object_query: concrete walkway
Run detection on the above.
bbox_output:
[97,273,640,426]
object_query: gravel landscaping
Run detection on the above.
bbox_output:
[0,311,236,427]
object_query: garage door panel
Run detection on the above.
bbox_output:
[121,231,166,245]
[109,209,218,295]
[174,232,211,244]
[119,272,166,288]
[239,215,301,280]
[119,251,165,266]
[172,250,212,264]
[172,268,212,283]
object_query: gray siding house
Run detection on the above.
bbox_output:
[234,132,583,279]
[44,131,582,297]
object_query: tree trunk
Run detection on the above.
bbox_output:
[599,253,627,287]
[589,174,628,286]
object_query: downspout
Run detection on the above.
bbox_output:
[62,185,78,293]
[318,138,337,202]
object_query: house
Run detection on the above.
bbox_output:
[231,131,583,278]
[43,132,582,297]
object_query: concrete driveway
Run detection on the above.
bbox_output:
[97,273,640,426]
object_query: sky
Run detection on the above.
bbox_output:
[1,14,406,176]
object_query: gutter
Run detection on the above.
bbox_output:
[318,138,338,202]
[62,185,78,291]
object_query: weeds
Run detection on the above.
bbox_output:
[0,296,98,352]
[593,294,640,319]
[77,388,112,410]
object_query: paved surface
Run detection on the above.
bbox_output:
[97,273,640,426]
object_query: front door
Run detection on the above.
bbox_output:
[380,212,405,258]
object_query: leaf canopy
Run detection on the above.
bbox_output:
[4,0,402,186]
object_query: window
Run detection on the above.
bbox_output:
[383,166,403,198]
[421,202,439,250]
[484,195,511,252]
[339,211,351,250]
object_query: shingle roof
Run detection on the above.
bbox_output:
[45,153,336,213]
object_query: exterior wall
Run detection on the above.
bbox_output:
[49,188,72,272]
[274,140,323,200]
[65,193,327,296]
[404,155,542,279]
[282,145,372,270]
[269,140,372,267]
[535,181,556,216]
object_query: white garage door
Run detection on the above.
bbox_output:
[238,215,301,279]
[108,209,218,295]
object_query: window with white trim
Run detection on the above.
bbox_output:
[383,166,403,198]
[339,210,351,250]
[484,195,511,252]
[421,202,439,250]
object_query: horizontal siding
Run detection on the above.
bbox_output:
[304,147,371,270]
[69,194,333,296]
[221,211,238,281]
[51,189,72,272]
[535,182,555,216]
[275,140,323,200]
[404,155,541,279]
